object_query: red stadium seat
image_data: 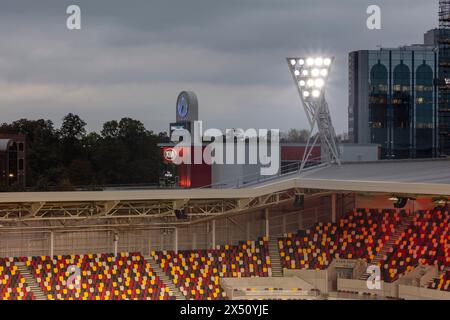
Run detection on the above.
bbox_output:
[25,252,173,300]
[0,258,35,300]
[152,237,271,300]
[278,209,405,271]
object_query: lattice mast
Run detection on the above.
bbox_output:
[286,57,341,172]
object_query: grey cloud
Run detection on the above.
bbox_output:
[0,0,439,135]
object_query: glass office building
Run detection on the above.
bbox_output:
[349,45,439,159]
[439,1,450,156]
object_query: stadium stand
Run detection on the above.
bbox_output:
[0,208,448,300]
[429,270,450,292]
[278,209,405,270]
[0,258,34,300]
[152,238,271,300]
[382,208,450,282]
[16,252,173,300]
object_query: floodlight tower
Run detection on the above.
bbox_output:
[286,57,341,172]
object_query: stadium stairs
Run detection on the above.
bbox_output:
[15,262,47,300]
[145,256,185,300]
[268,237,283,277]
[428,267,450,290]
[359,213,415,281]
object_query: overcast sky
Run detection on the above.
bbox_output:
[0,0,438,134]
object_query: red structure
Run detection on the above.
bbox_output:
[0,133,26,187]
[162,146,212,188]
[280,144,321,173]
[160,143,321,188]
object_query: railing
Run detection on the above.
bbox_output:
[31,157,326,192]
[198,156,326,189]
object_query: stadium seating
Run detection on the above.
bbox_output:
[0,258,34,300]
[382,208,450,282]
[278,209,405,270]
[428,271,450,292]
[23,252,173,300]
[152,238,271,300]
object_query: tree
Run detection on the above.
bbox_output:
[59,113,88,166]
[281,129,310,143]
[60,113,87,141]
[0,114,164,191]
[101,120,119,139]
[0,119,60,188]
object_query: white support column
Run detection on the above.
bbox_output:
[113,233,119,257]
[50,231,54,258]
[264,208,270,239]
[174,228,179,254]
[211,220,216,249]
[192,232,197,250]
[160,231,164,251]
[246,221,251,240]
[298,211,303,230]
[148,235,152,255]
[331,193,337,223]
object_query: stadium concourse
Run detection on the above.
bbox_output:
[0,159,449,300]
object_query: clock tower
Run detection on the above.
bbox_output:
[170,91,199,138]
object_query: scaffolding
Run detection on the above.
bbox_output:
[439,0,450,155]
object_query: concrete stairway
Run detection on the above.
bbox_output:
[268,237,283,277]
[145,256,186,300]
[15,262,47,300]
[359,213,415,280]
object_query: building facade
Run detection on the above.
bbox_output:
[0,133,26,187]
[439,1,450,156]
[349,44,439,159]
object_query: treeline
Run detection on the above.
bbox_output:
[0,113,169,191]
[280,128,349,143]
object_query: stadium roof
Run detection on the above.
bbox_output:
[302,159,450,184]
[0,159,449,204]
[261,158,450,196]
[0,159,448,227]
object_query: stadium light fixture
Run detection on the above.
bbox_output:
[287,56,333,103]
[286,56,341,171]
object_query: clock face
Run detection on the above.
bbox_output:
[177,94,189,119]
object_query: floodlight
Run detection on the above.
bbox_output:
[315,78,324,88]
[286,55,341,172]
[312,90,321,98]
[287,56,334,102]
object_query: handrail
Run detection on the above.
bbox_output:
[198,156,325,189]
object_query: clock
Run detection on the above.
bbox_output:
[177,93,189,119]
[176,91,198,123]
